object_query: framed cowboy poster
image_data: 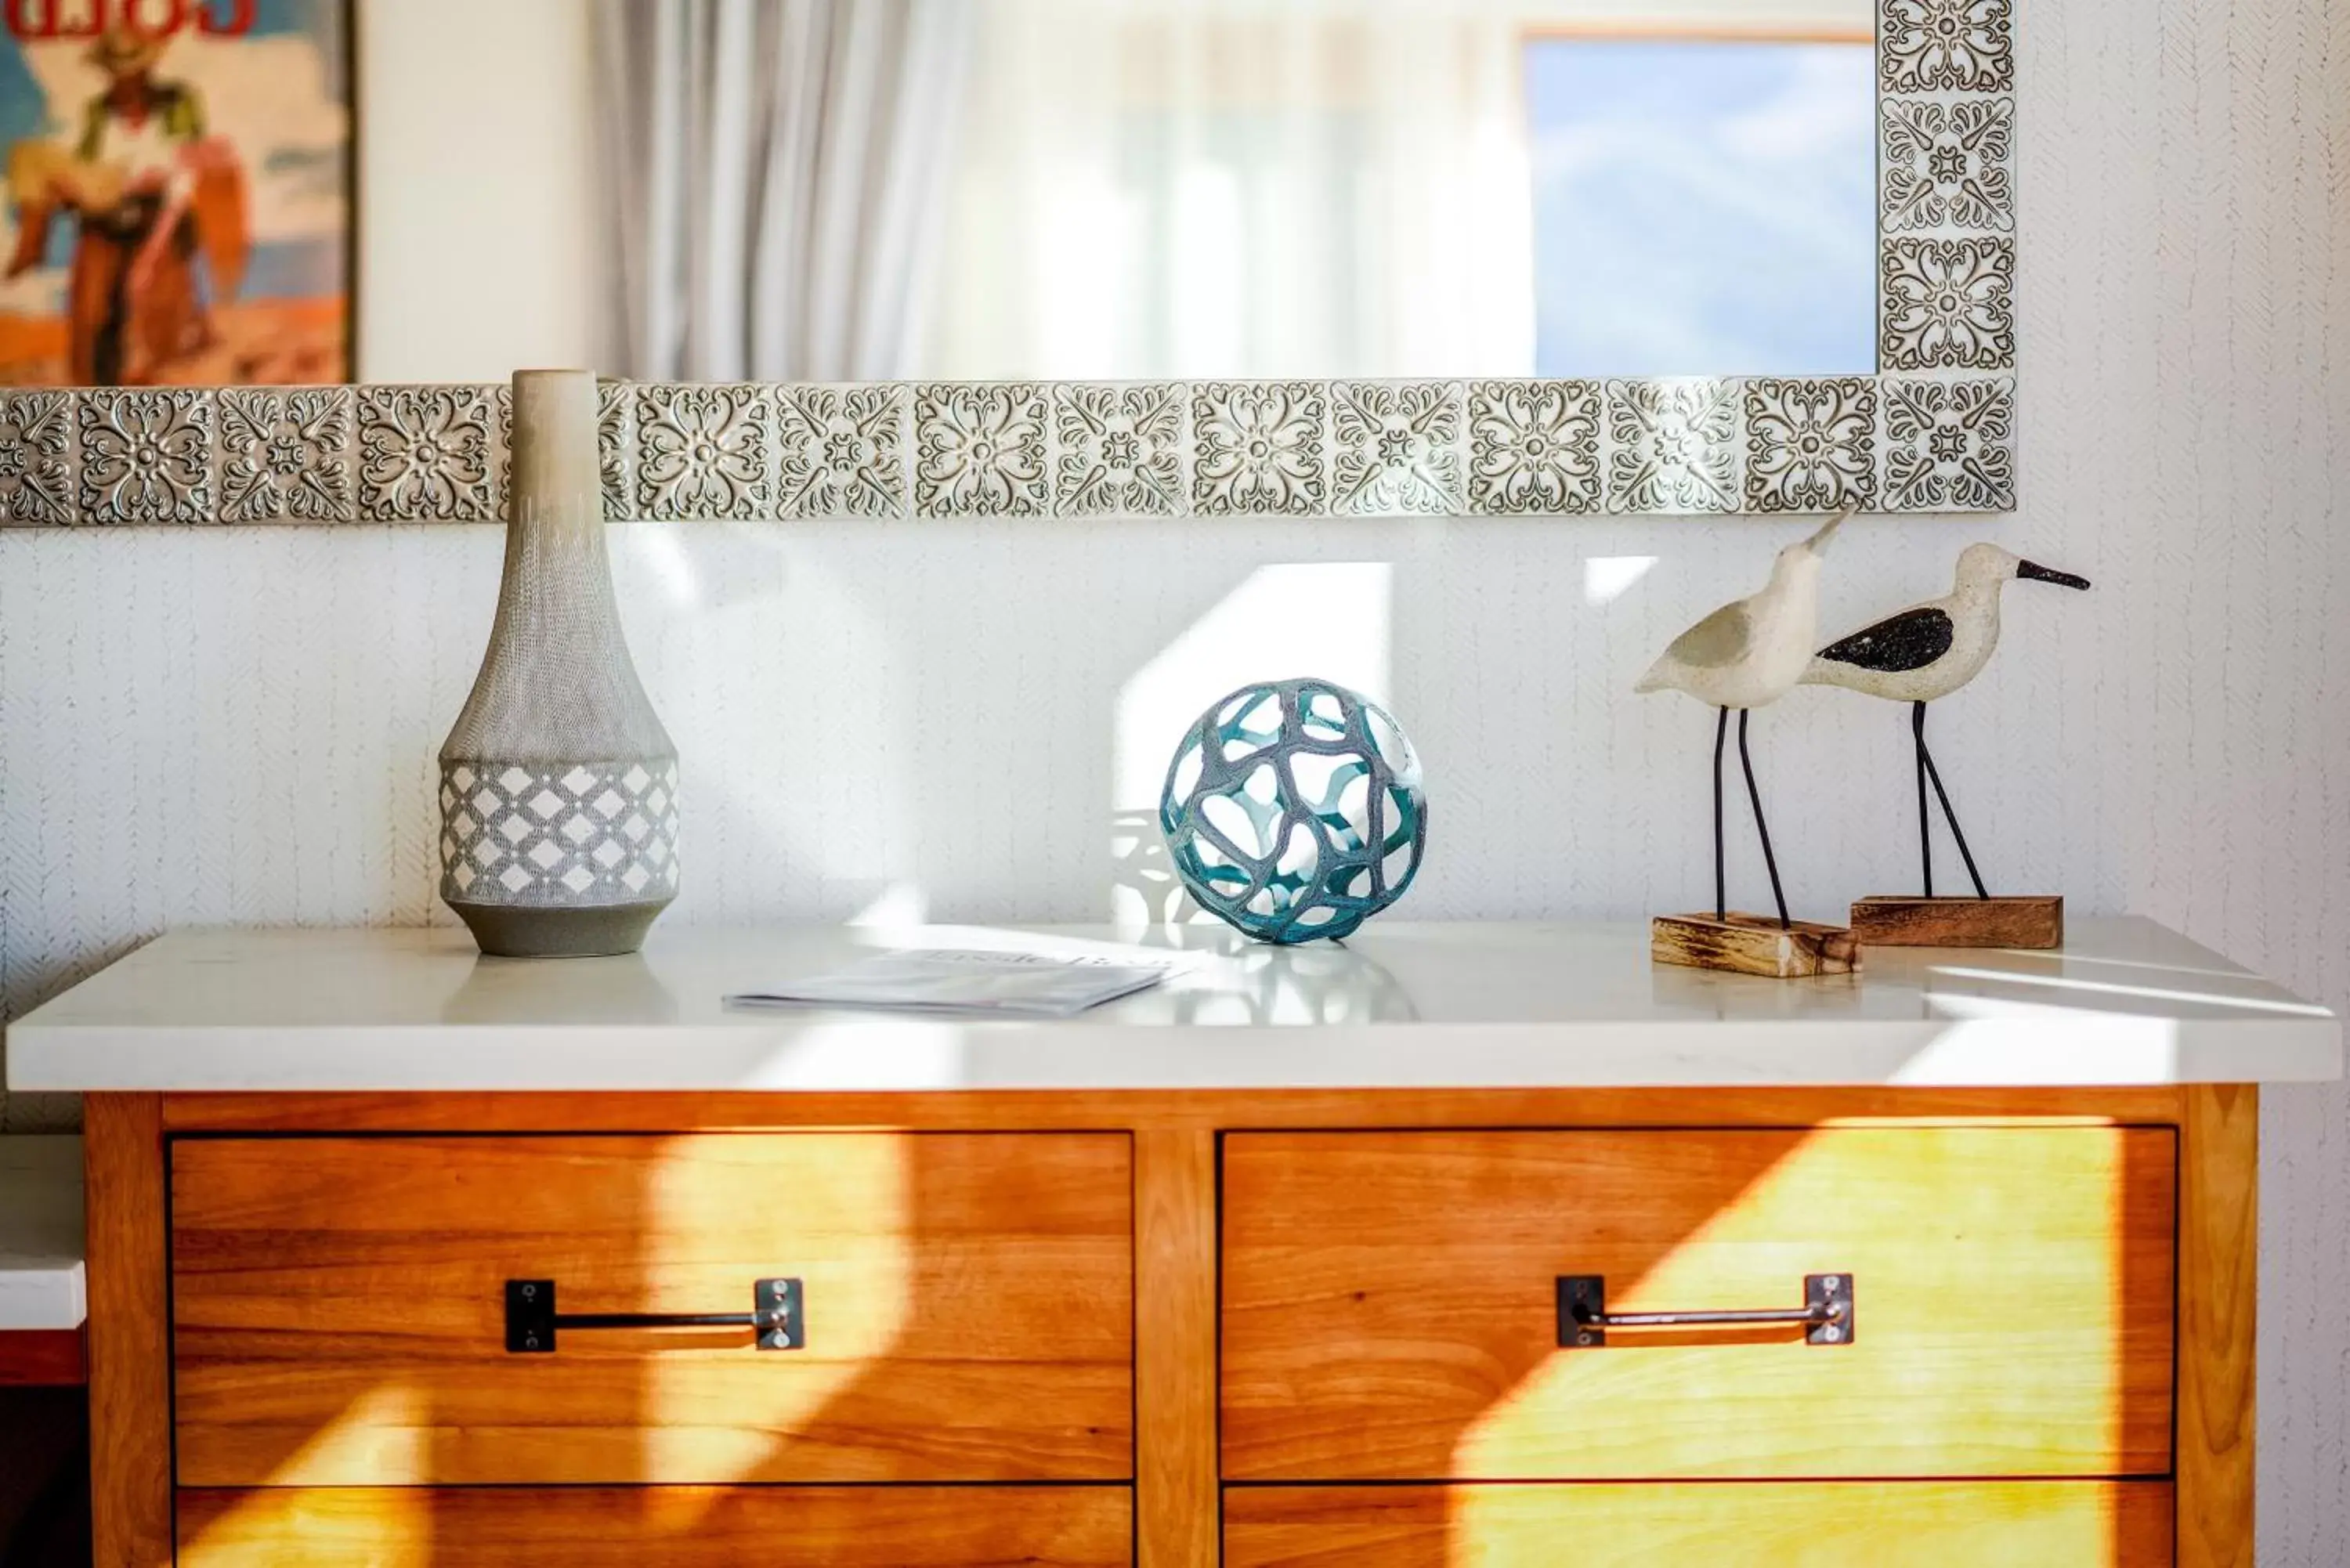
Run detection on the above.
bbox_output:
[0,0,351,386]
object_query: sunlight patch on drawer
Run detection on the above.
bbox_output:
[642,1136,910,1487]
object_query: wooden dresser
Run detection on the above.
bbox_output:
[11,920,2336,1567]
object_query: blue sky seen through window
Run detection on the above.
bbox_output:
[1527,38,1875,378]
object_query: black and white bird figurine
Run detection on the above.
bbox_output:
[1636,504,1854,929]
[1804,541,2090,898]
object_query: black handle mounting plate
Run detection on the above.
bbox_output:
[507,1277,555,1353]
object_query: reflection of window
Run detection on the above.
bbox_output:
[1525,36,1875,377]
[927,2,1538,380]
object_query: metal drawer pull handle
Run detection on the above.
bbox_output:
[1558,1273,1854,1348]
[504,1277,804,1353]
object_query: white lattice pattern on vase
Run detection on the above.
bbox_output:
[438,760,680,908]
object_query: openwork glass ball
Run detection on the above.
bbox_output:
[1158,677,1428,944]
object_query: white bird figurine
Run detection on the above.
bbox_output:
[1805,541,2090,897]
[1636,504,1854,928]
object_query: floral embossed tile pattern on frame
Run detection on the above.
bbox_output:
[0,377,2016,528]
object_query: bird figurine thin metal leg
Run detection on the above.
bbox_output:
[1912,700,1988,900]
[1912,701,1932,896]
[1712,706,1729,923]
[1639,505,1860,977]
[1737,708,1790,929]
[1805,543,2091,948]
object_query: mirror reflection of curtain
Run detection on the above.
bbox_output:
[594,0,974,381]
[922,0,1537,380]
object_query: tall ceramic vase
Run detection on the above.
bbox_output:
[437,369,678,957]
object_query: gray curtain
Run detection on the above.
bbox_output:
[595,0,974,381]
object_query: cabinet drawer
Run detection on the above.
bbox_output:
[1223,1127,2174,1480]
[172,1133,1132,1486]
[1223,1483,2172,1566]
[179,1485,1131,1566]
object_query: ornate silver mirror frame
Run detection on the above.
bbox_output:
[0,0,2012,529]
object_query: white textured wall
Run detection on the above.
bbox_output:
[1,0,2346,1555]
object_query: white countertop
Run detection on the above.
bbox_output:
[4,918,2337,1093]
[0,1136,83,1331]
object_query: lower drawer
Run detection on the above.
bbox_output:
[1224,1483,2174,1566]
[178,1486,1132,1567]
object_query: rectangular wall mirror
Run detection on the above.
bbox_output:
[0,0,2017,528]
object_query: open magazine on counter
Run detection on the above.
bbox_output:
[726,946,1184,1019]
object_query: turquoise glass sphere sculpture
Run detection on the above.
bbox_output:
[1158,677,1428,943]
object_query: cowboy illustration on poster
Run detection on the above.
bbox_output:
[0,0,348,385]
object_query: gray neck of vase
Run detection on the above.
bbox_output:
[440,370,675,767]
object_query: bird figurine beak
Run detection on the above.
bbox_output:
[1802,503,1858,555]
[2016,559,2092,590]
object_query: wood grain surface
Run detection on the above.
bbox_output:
[171,1131,1133,1487]
[1651,912,1861,977]
[2179,1084,2258,1568]
[1223,1126,2176,1480]
[1849,895,2064,948]
[85,1093,169,1568]
[1133,1127,1217,1568]
[0,1327,84,1386]
[177,1486,1132,1567]
[1222,1483,2174,1566]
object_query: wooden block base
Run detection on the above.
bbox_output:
[1650,913,1860,979]
[1850,895,2063,949]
